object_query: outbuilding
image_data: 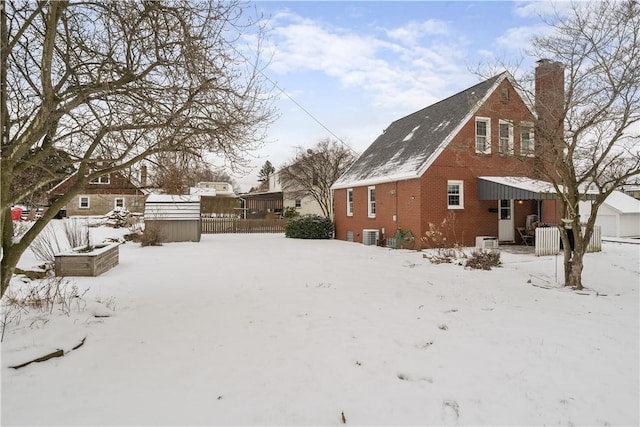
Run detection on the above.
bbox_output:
[579,191,640,238]
[144,194,202,242]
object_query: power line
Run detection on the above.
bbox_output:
[225,39,358,155]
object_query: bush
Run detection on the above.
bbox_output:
[423,247,467,265]
[30,224,68,262]
[282,206,300,218]
[466,249,501,270]
[140,221,164,247]
[285,214,333,239]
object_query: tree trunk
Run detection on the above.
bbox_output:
[566,249,584,290]
[1,239,21,297]
[561,224,585,290]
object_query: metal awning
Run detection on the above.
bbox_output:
[477,176,598,200]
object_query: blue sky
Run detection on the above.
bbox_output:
[228,1,561,191]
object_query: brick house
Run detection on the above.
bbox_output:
[49,170,147,216]
[332,62,566,248]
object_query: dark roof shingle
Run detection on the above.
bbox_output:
[333,73,508,188]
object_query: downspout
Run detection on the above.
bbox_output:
[395,181,399,232]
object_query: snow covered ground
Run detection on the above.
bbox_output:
[2,224,639,426]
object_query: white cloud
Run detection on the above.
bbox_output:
[384,19,450,45]
[513,0,574,19]
[494,24,551,52]
[263,11,471,111]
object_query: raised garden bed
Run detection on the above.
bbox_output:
[54,242,120,277]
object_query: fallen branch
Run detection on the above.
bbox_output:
[9,349,64,369]
[72,337,86,350]
[9,337,87,369]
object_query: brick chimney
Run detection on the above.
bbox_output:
[140,165,148,187]
[534,59,565,177]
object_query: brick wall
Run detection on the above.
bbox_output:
[334,78,544,248]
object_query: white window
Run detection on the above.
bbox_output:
[499,120,514,154]
[90,174,110,184]
[520,122,535,156]
[346,188,354,216]
[447,180,464,209]
[367,186,376,218]
[294,199,301,208]
[79,196,90,209]
[475,117,491,154]
[114,198,125,209]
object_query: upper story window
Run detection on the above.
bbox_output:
[294,199,302,208]
[346,188,354,216]
[367,186,376,218]
[475,117,491,154]
[90,174,110,184]
[499,120,514,154]
[501,88,509,101]
[447,180,464,209]
[520,122,535,156]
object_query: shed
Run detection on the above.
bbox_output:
[144,194,201,242]
[579,191,640,238]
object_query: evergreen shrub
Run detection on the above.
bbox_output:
[285,214,333,239]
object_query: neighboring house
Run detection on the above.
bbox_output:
[49,170,147,216]
[621,184,640,200]
[269,173,324,217]
[192,182,241,217]
[332,61,567,248]
[579,191,640,238]
[240,175,283,219]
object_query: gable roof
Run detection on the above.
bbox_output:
[603,190,640,214]
[332,72,517,189]
[48,169,148,195]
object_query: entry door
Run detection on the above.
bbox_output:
[498,199,514,242]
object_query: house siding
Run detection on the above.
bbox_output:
[67,193,146,216]
[334,78,540,248]
[51,171,146,216]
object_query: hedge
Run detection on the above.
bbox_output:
[285,214,333,239]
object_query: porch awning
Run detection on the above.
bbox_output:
[477,176,598,201]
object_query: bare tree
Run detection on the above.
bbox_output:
[279,139,357,218]
[506,1,640,290]
[0,0,275,296]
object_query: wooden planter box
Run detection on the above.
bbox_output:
[54,242,120,277]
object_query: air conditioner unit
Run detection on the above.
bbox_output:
[363,229,379,246]
[475,236,499,249]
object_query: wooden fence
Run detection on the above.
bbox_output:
[534,225,602,256]
[201,218,287,234]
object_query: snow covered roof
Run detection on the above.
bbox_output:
[478,176,558,200]
[189,187,217,197]
[478,176,599,200]
[603,190,640,214]
[144,194,201,220]
[332,72,514,189]
[146,194,201,203]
